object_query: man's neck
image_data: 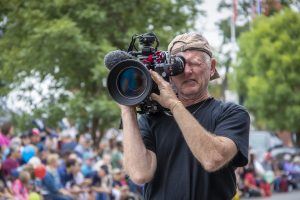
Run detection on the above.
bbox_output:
[178,92,210,107]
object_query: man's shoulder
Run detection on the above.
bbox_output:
[208,99,250,123]
[210,99,248,114]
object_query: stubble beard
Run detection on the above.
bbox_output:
[177,84,209,106]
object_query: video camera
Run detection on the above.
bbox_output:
[105,33,185,114]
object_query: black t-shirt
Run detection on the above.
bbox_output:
[138,98,250,200]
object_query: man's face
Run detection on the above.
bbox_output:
[22,136,30,145]
[98,168,106,177]
[72,163,80,173]
[170,50,215,100]
[31,135,40,144]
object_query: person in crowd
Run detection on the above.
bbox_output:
[111,141,123,170]
[111,168,135,200]
[57,151,77,188]
[2,145,21,177]
[20,133,31,147]
[245,151,271,197]
[12,170,31,200]
[261,152,276,191]
[0,121,13,152]
[81,152,95,177]
[29,128,44,152]
[89,165,112,200]
[74,134,93,158]
[41,153,73,200]
[0,154,14,199]
[60,132,78,156]
[243,167,265,197]
[65,158,91,199]
[119,32,250,199]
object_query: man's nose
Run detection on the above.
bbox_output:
[184,63,193,74]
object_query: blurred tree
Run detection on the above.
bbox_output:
[217,0,256,101]
[234,9,300,144]
[0,0,203,142]
[216,0,296,101]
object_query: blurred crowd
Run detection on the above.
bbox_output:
[0,120,142,200]
[235,148,300,198]
[2,118,300,200]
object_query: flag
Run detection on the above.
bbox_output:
[251,0,256,19]
[233,0,238,22]
[256,0,262,15]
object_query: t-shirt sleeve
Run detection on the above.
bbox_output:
[138,115,156,154]
[214,103,250,167]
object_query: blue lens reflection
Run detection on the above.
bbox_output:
[117,68,146,97]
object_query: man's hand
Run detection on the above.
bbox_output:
[149,70,180,109]
[118,104,136,115]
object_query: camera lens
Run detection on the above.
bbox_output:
[117,67,147,98]
[107,59,153,106]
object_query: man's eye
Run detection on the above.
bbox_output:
[188,62,201,67]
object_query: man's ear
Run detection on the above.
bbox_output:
[210,58,217,78]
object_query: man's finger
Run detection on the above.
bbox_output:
[149,70,165,86]
[150,93,160,102]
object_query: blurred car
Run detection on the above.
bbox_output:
[249,130,283,162]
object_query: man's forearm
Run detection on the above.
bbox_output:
[121,108,156,184]
[171,103,237,172]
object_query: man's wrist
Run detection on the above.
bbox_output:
[121,107,136,115]
[170,100,183,113]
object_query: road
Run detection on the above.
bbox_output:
[242,190,300,200]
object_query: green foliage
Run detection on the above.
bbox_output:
[234,9,300,131]
[215,0,255,99]
[0,0,202,136]
[216,0,295,100]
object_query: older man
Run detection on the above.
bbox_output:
[120,33,250,200]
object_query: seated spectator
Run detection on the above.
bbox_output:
[74,134,93,158]
[60,132,77,156]
[0,121,13,147]
[12,170,30,200]
[10,137,22,148]
[243,167,265,197]
[112,168,134,200]
[0,155,14,199]
[81,152,94,177]
[292,156,300,173]
[282,154,294,173]
[88,165,112,200]
[2,145,21,177]
[20,133,31,147]
[29,128,44,153]
[41,154,73,200]
[58,152,73,187]
[65,158,88,199]
[111,141,123,170]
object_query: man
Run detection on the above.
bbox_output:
[74,134,93,158]
[120,32,250,199]
[41,154,73,200]
[29,128,44,152]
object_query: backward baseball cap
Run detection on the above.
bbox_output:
[168,32,220,80]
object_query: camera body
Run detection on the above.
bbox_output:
[106,33,185,114]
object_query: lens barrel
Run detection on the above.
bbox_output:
[107,59,153,106]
